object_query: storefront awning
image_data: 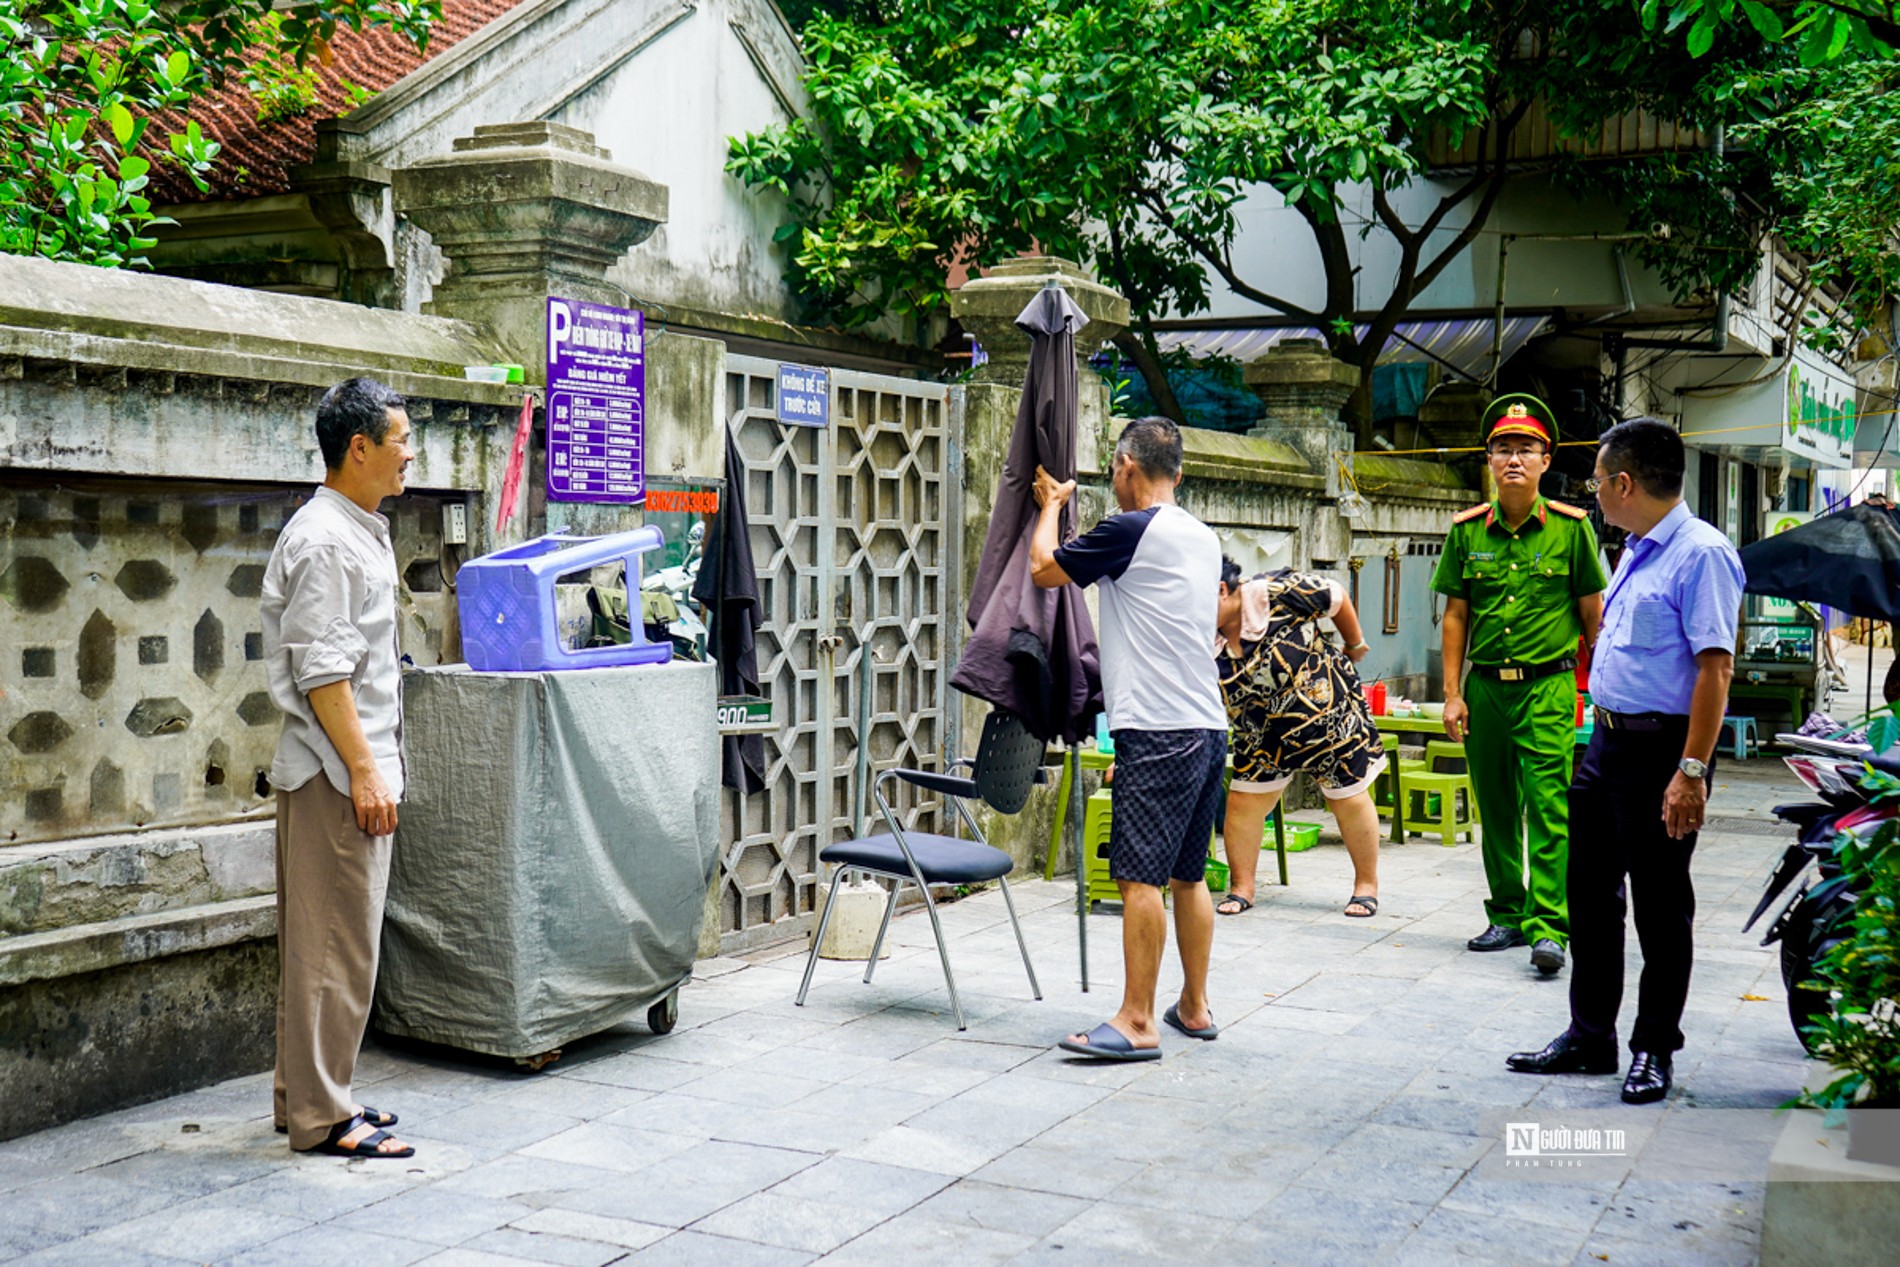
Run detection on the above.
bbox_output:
[1155,316,1550,380]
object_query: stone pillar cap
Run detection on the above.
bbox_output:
[395,125,667,229]
[1242,339,1360,391]
[950,256,1129,385]
[951,255,1130,343]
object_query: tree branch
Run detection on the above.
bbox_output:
[1801,0,1900,48]
[1134,188,1323,324]
[1410,103,1527,298]
[1105,215,1187,425]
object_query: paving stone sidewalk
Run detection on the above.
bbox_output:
[0,758,1818,1266]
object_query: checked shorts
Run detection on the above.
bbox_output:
[1105,728,1228,887]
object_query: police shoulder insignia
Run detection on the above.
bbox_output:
[1547,501,1589,520]
[1452,503,1490,524]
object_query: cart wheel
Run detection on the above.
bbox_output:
[647,992,679,1035]
[513,1048,562,1072]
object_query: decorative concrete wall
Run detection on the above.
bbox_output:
[0,251,521,1138]
[1,483,456,846]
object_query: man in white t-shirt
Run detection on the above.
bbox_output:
[1030,416,1227,1060]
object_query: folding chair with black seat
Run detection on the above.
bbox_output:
[796,708,1046,1031]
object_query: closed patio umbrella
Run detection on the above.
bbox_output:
[1740,500,1900,717]
[950,284,1103,741]
[1739,501,1900,621]
[949,282,1104,987]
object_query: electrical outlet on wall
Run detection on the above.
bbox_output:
[442,502,468,545]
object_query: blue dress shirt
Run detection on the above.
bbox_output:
[1590,501,1745,716]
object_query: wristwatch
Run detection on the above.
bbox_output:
[1678,757,1708,780]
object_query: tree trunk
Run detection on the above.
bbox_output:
[1112,328,1187,426]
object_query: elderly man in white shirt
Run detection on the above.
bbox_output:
[261,377,415,1159]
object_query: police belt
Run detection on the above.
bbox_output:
[1594,707,1687,733]
[1468,656,1577,684]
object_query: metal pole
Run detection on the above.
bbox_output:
[853,640,872,839]
[1070,745,1088,992]
[1868,624,1879,721]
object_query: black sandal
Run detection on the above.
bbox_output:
[276,1104,396,1134]
[304,1113,414,1159]
[1344,894,1379,918]
[1216,892,1254,915]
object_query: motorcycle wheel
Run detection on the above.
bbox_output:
[1781,929,1830,1052]
[1782,883,1858,1052]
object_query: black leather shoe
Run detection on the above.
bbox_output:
[1468,924,1527,952]
[1530,938,1565,975]
[1506,1031,1619,1075]
[1622,1051,1673,1104]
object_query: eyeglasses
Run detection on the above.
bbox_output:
[1583,473,1626,495]
[1486,448,1544,462]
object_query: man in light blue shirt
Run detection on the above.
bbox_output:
[1507,418,1742,1105]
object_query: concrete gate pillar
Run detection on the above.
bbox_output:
[391,123,704,548]
[1244,338,1360,559]
[945,257,1130,876]
[391,121,669,373]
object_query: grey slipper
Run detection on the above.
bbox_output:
[1162,1004,1219,1040]
[1057,1021,1162,1061]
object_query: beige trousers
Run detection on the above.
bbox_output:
[272,777,392,1149]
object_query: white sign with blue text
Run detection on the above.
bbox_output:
[777,364,830,428]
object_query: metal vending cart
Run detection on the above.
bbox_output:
[373,660,719,1066]
[1731,605,1829,733]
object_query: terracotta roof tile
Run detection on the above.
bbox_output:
[148,1,531,205]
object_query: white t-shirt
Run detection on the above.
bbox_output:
[1055,503,1227,733]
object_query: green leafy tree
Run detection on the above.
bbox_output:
[0,1,438,268]
[730,0,1815,425]
[1649,0,1897,64]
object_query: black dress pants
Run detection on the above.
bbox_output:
[1566,719,1709,1054]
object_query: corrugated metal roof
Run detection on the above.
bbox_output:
[1156,315,1549,380]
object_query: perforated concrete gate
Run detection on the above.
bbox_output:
[716,356,956,952]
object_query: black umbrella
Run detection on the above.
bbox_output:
[948,281,1104,988]
[1740,502,1900,621]
[949,284,1103,742]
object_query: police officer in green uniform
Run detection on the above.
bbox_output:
[1432,395,1606,975]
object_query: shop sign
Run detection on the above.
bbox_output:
[546,297,645,503]
[1679,346,1856,471]
[1785,352,1855,469]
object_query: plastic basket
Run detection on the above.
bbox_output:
[1282,821,1323,852]
[1204,859,1231,891]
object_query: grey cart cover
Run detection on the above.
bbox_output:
[373,661,719,1057]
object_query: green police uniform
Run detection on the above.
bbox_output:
[1430,404,1607,950]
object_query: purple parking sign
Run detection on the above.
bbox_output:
[545,297,645,503]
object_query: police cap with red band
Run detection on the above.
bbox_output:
[1482,392,1560,449]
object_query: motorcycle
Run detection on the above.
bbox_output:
[638,520,710,661]
[1746,733,1899,1049]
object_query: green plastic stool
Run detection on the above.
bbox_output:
[1399,768,1478,845]
[1082,789,1120,905]
[1374,732,1410,842]
[1084,787,1281,906]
